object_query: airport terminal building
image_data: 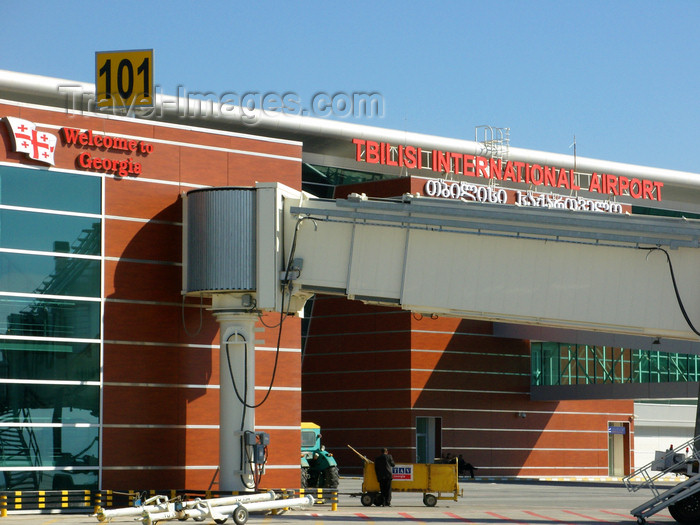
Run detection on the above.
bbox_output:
[1,70,699,491]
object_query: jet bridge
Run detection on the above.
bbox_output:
[279,188,700,341]
[182,182,700,493]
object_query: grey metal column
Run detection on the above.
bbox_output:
[215,310,258,492]
[694,382,700,451]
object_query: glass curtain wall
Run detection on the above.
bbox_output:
[532,342,700,386]
[0,165,101,490]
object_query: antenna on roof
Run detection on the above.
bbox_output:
[475,125,510,188]
[569,135,579,196]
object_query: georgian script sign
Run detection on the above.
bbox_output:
[424,178,625,214]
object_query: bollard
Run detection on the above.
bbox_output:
[1,494,7,517]
[94,491,102,515]
[331,489,338,511]
[269,489,285,515]
[105,490,113,509]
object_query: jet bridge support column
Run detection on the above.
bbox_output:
[183,185,297,493]
[212,295,258,493]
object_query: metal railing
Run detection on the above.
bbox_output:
[623,435,700,522]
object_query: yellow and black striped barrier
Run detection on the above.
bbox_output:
[0,489,139,515]
[0,487,340,515]
[299,487,338,510]
[0,490,93,512]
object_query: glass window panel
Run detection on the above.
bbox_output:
[0,341,99,381]
[0,384,99,422]
[0,423,98,490]
[301,430,316,448]
[530,343,542,386]
[0,469,98,491]
[0,296,100,339]
[534,344,700,386]
[416,433,427,464]
[0,209,100,255]
[303,163,397,189]
[0,165,101,214]
[0,252,100,297]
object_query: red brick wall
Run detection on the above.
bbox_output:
[0,102,303,490]
[303,296,633,477]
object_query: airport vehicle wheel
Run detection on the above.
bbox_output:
[669,490,700,524]
[373,493,384,506]
[214,519,227,524]
[423,493,437,507]
[322,465,340,488]
[301,467,310,489]
[232,506,249,525]
[360,493,373,506]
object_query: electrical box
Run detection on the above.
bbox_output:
[253,444,266,464]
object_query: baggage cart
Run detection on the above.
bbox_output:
[360,460,462,507]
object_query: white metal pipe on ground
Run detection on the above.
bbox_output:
[141,496,314,524]
[183,490,276,508]
[95,498,170,520]
[95,491,276,521]
[235,495,314,511]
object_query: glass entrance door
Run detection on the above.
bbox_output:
[608,421,629,476]
[416,417,441,463]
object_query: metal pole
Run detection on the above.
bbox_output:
[214,308,259,492]
[694,380,700,453]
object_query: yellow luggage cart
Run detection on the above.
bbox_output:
[360,461,462,507]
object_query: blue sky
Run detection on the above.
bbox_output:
[2,0,699,173]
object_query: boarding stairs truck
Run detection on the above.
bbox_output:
[623,436,700,524]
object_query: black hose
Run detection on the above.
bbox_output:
[639,246,700,337]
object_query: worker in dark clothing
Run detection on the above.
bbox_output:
[374,448,395,506]
[458,454,477,478]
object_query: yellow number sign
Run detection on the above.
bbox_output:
[96,49,153,108]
